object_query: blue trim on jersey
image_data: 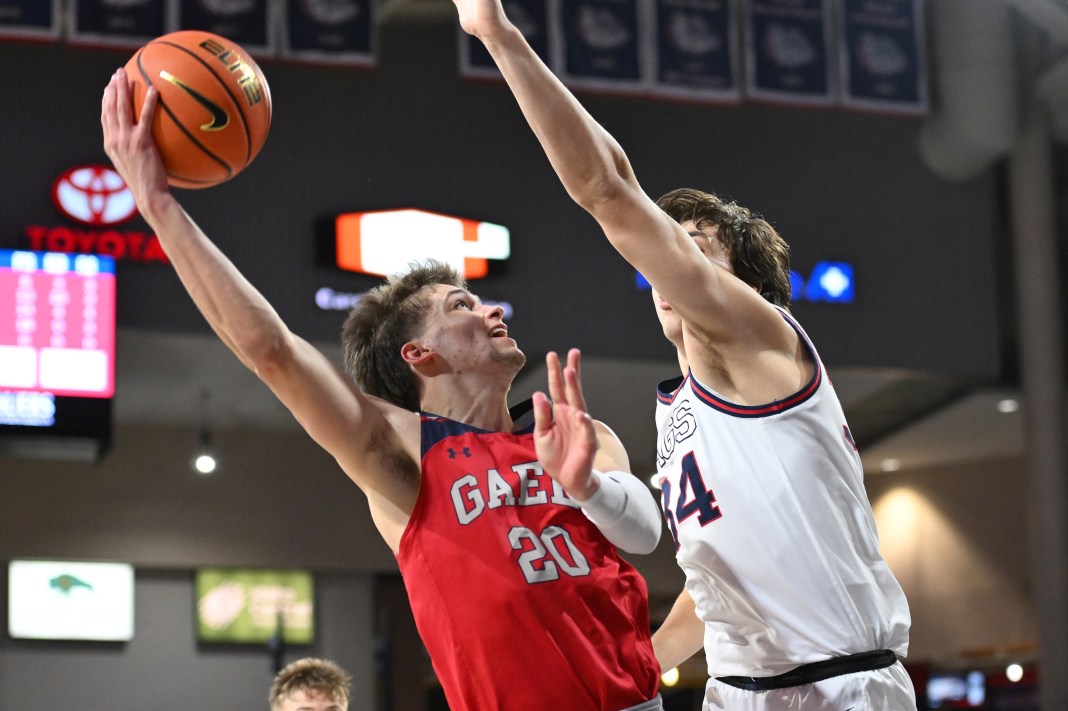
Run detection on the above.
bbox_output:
[420,416,477,458]
[420,398,536,458]
[657,375,687,405]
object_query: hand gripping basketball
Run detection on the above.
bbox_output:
[123,30,272,189]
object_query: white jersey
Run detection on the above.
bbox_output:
[654,309,911,678]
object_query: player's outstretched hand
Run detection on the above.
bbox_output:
[533,349,600,502]
[450,0,513,41]
[101,68,169,209]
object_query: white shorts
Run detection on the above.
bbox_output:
[703,662,916,711]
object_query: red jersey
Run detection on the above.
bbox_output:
[396,403,659,710]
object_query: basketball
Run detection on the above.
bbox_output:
[124,30,272,189]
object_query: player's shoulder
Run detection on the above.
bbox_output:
[386,399,421,426]
[591,418,622,443]
[356,395,421,457]
[591,418,632,472]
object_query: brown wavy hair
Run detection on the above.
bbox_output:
[342,260,466,410]
[656,188,792,307]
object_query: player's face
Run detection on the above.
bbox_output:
[653,221,735,345]
[683,220,733,273]
[417,283,526,375]
[652,285,683,346]
[273,689,346,711]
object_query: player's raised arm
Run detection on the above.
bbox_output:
[451,0,787,352]
[451,0,655,245]
[101,69,417,513]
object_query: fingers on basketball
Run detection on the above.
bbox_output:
[124,30,272,189]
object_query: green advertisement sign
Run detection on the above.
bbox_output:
[195,568,314,644]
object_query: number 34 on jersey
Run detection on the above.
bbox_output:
[661,451,722,550]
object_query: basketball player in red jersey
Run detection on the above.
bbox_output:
[452,0,915,708]
[101,69,664,710]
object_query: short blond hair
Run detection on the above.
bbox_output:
[269,657,351,710]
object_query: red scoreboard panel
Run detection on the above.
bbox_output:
[0,250,114,460]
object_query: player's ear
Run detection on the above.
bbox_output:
[401,341,433,365]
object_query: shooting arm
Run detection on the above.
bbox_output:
[102,71,410,494]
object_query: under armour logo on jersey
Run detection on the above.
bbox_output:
[447,447,472,459]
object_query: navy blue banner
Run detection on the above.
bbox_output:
[281,0,375,65]
[69,0,167,47]
[0,0,60,40]
[461,0,550,79]
[558,0,645,92]
[174,0,274,55]
[653,0,739,102]
[839,0,926,113]
[744,0,834,105]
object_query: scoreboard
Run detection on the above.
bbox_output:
[0,250,114,460]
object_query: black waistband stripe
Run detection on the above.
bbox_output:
[715,649,898,692]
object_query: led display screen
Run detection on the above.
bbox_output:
[195,568,315,644]
[927,670,985,708]
[0,249,115,398]
[8,559,135,641]
[0,250,114,459]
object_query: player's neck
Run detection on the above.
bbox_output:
[420,378,514,432]
[675,347,690,378]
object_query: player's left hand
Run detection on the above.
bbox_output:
[533,349,600,502]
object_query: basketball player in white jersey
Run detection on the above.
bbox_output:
[451,0,916,708]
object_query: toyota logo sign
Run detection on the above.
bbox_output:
[51,165,137,227]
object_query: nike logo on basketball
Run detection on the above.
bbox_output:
[159,70,229,131]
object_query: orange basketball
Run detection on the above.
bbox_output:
[124,30,272,189]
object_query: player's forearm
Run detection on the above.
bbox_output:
[479,27,637,215]
[653,588,705,671]
[578,470,662,554]
[140,193,289,369]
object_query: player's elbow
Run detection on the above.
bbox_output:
[628,515,663,555]
[569,150,639,216]
[240,327,297,378]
